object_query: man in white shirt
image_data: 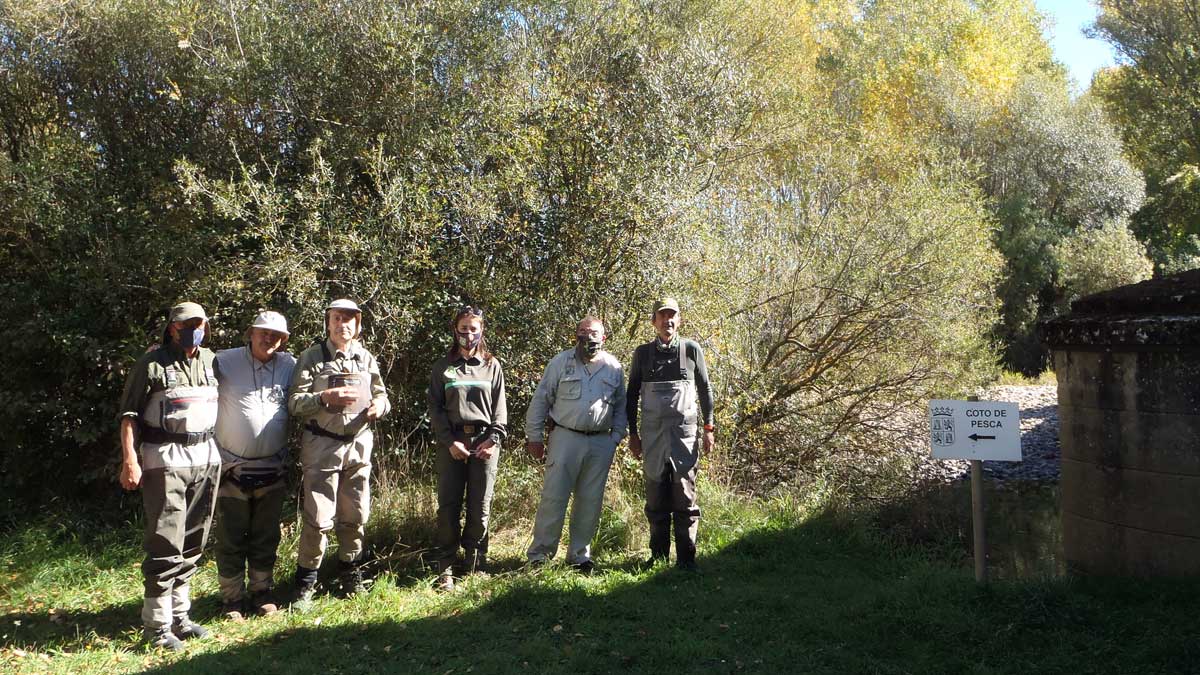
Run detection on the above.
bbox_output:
[213,311,296,619]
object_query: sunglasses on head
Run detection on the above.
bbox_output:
[459,306,484,318]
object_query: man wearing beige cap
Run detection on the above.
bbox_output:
[212,311,296,620]
[289,299,390,601]
[626,298,715,571]
[118,301,220,651]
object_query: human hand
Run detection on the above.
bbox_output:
[703,429,715,454]
[321,386,359,408]
[475,439,496,461]
[628,436,642,460]
[450,441,472,461]
[525,441,545,460]
[365,400,381,421]
[120,460,143,491]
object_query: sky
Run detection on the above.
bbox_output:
[1034,0,1119,92]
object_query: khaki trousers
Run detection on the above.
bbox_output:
[297,430,372,569]
[527,427,617,564]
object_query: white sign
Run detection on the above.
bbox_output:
[928,399,1022,462]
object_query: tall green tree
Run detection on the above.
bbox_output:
[1091,0,1200,269]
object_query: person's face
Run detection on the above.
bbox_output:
[249,327,287,363]
[652,309,678,342]
[456,315,483,349]
[168,318,206,346]
[327,309,360,344]
[576,320,606,344]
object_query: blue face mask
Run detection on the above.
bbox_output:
[179,326,205,349]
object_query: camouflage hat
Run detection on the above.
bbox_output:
[652,297,681,314]
[168,302,207,324]
[326,298,362,314]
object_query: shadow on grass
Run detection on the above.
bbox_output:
[136,513,1200,675]
[874,478,1064,579]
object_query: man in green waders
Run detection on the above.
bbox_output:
[626,298,715,571]
[118,302,220,650]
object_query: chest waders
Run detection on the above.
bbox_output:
[638,342,702,566]
[305,340,373,441]
[638,342,698,481]
[296,340,375,579]
[137,353,221,632]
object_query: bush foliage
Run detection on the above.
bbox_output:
[0,0,1141,505]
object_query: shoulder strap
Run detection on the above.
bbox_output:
[678,340,693,380]
[638,343,654,380]
[316,339,332,364]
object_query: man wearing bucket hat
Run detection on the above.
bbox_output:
[626,297,715,571]
[289,299,390,601]
[118,301,220,651]
[212,311,297,620]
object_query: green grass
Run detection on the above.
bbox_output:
[2,472,1198,674]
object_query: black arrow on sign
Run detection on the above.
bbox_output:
[968,433,995,441]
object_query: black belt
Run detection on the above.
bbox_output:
[453,423,490,436]
[140,426,215,446]
[552,420,611,436]
[305,421,356,443]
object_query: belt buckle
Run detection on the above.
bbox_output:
[463,424,477,435]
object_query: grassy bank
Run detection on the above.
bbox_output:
[2,466,1198,674]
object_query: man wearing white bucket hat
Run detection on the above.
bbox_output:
[289,299,390,601]
[212,311,296,620]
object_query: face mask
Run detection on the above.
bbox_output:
[457,332,481,350]
[577,336,602,356]
[179,326,204,349]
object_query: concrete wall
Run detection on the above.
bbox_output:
[1054,347,1200,576]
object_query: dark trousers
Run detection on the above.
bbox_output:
[645,462,700,563]
[435,442,499,573]
[140,463,219,628]
[214,478,286,602]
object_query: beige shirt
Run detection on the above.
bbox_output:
[525,347,627,443]
[289,339,390,437]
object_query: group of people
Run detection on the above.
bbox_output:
[117,296,714,651]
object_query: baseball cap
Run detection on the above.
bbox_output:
[652,297,681,314]
[169,302,208,323]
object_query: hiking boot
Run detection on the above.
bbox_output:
[250,591,279,616]
[222,599,247,622]
[436,571,455,592]
[339,560,367,597]
[171,617,209,640]
[571,560,595,575]
[293,566,319,606]
[143,625,185,652]
[676,558,699,573]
